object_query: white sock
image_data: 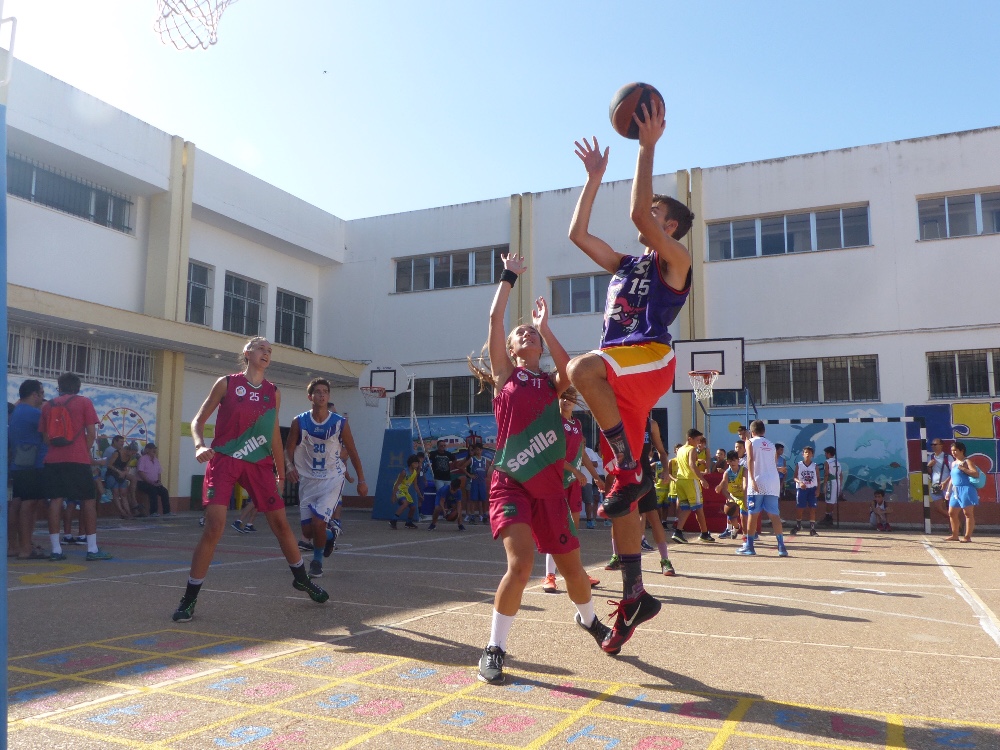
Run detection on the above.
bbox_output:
[50,534,62,555]
[575,599,596,628]
[86,534,98,553]
[545,554,557,576]
[489,610,515,652]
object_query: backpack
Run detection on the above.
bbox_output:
[45,395,80,447]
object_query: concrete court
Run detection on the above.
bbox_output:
[6,510,1000,750]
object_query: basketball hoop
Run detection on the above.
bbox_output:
[688,370,720,406]
[154,0,238,50]
[360,386,386,408]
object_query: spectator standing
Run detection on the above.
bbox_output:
[944,441,980,543]
[137,443,172,516]
[9,379,48,559]
[820,446,843,527]
[927,439,951,523]
[40,373,111,561]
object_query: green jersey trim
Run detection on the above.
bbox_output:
[213,409,276,463]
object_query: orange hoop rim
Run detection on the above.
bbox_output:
[360,386,387,396]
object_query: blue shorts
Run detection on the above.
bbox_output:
[747,494,780,516]
[796,488,817,509]
[105,474,128,490]
[469,478,487,502]
[949,486,979,509]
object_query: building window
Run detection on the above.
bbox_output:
[927,349,999,399]
[918,191,1000,240]
[6,153,134,234]
[392,375,489,417]
[7,324,153,391]
[551,273,613,316]
[223,273,265,337]
[275,290,311,350]
[707,204,870,261]
[186,261,213,326]
[394,246,507,293]
[711,356,880,406]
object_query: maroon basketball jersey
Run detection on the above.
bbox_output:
[211,373,278,465]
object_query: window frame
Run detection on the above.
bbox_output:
[927,349,999,400]
[550,272,614,316]
[186,261,214,327]
[706,204,871,261]
[918,190,1000,241]
[222,272,266,337]
[710,355,880,407]
[394,246,509,293]
[274,289,312,350]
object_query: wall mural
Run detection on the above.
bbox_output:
[6,377,157,458]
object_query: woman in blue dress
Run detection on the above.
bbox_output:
[944,441,981,543]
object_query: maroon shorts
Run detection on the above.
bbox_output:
[203,453,284,513]
[567,483,583,515]
[489,473,579,555]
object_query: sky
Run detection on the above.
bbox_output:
[6,0,1000,220]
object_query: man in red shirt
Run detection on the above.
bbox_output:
[40,372,112,561]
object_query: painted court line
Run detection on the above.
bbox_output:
[924,541,1000,648]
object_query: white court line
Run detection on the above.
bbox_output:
[643,581,979,629]
[923,541,1000,648]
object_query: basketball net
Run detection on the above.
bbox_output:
[154,0,238,50]
[360,386,386,408]
[688,370,719,406]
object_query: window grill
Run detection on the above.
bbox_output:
[7,324,153,391]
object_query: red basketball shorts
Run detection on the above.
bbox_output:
[593,341,676,475]
[489,473,579,556]
[203,453,284,513]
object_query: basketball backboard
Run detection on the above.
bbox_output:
[369,368,397,394]
[672,338,744,392]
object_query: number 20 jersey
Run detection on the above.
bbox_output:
[292,410,346,480]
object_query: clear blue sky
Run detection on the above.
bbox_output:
[8,0,1000,220]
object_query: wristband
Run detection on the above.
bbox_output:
[500,269,518,287]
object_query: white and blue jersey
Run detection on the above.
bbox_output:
[293,410,347,522]
[469,455,489,501]
[293,410,346,480]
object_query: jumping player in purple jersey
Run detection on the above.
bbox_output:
[171,337,328,623]
[468,253,612,685]
[566,99,695,652]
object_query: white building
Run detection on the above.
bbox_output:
[6,57,998,505]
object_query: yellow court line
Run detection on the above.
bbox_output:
[156,657,410,744]
[18,718,159,748]
[886,713,906,749]
[393,726,521,749]
[736,729,879,749]
[706,696,754,750]
[331,679,486,750]
[525,684,623,750]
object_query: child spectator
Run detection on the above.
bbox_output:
[715,450,746,539]
[820,446,843,527]
[792,445,820,535]
[390,455,420,529]
[775,443,788,499]
[870,489,891,531]
[428,477,465,531]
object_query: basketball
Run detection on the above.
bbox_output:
[609,82,664,139]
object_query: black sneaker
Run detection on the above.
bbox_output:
[671,529,688,544]
[293,576,329,603]
[232,520,247,534]
[601,592,662,654]
[297,540,314,551]
[640,537,655,552]
[575,612,612,649]
[323,533,336,558]
[172,595,197,623]
[389,519,398,530]
[699,532,716,543]
[404,521,418,529]
[600,468,653,518]
[809,527,819,536]
[478,645,506,684]
[308,560,323,578]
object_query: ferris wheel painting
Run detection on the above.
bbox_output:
[99,407,149,448]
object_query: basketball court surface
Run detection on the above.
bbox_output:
[7,512,1000,749]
